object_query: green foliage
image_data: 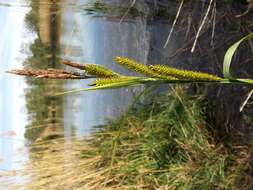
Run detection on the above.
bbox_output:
[24,39,52,70]
[23,37,63,142]
[81,88,251,189]
[25,9,39,32]
[56,77,158,95]
[223,32,253,84]
[222,32,253,110]
[24,0,39,32]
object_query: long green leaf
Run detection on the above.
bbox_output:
[223,33,253,80]
[55,78,159,95]
[223,33,253,112]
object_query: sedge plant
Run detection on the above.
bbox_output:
[52,32,253,95]
[8,33,253,95]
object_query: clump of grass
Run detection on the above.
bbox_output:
[79,87,252,189]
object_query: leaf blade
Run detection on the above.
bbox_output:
[223,33,253,80]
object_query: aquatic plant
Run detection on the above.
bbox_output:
[59,32,253,95]
[8,33,253,95]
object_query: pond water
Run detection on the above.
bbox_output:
[1,0,252,189]
[0,0,175,188]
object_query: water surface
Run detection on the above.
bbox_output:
[0,0,168,188]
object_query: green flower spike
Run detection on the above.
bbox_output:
[113,56,176,80]
[149,65,222,81]
[84,64,120,78]
[91,77,140,87]
[88,77,158,90]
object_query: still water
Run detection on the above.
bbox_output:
[0,0,172,188]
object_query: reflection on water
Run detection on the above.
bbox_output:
[0,0,155,188]
[0,0,29,187]
[61,0,150,137]
[23,0,63,143]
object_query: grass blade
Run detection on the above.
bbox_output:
[240,89,253,112]
[223,33,253,80]
[55,78,159,96]
[223,33,253,111]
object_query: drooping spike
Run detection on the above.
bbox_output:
[149,65,222,81]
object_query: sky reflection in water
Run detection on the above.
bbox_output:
[0,0,146,176]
